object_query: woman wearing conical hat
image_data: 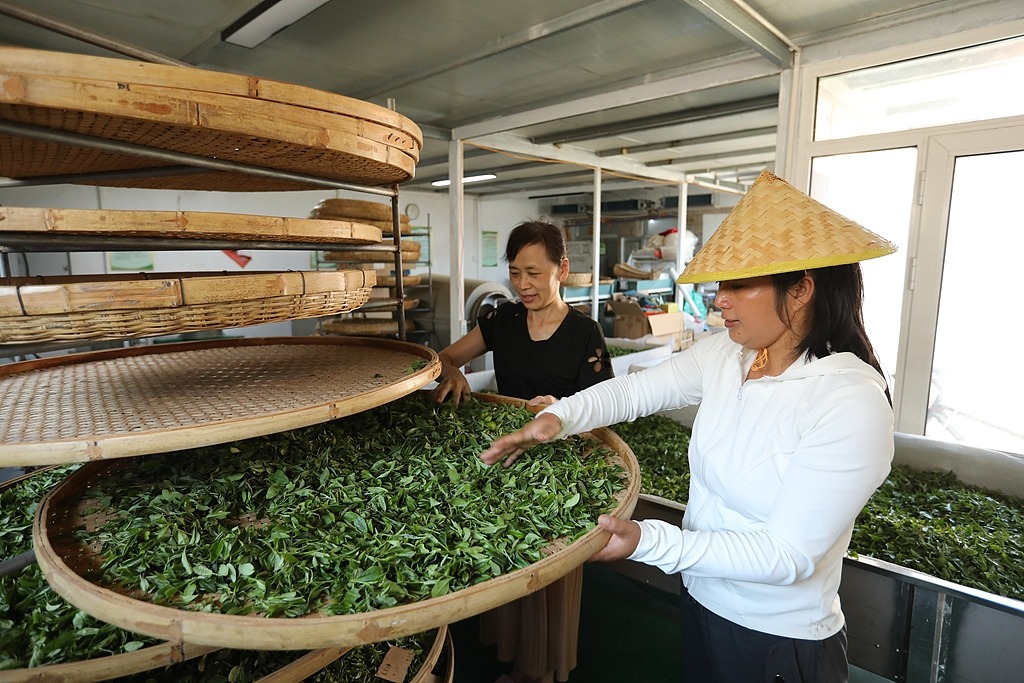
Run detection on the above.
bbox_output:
[480,171,897,683]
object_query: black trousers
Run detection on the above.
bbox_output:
[678,585,848,683]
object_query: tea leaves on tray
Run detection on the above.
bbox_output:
[0,465,162,669]
[612,412,1024,602]
[612,415,691,504]
[850,464,1024,601]
[75,395,627,617]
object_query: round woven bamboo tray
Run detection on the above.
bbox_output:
[323,247,420,264]
[313,216,412,235]
[375,274,422,287]
[0,207,382,245]
[309,198,394,222]
[563,272,592,286]
[321,318,401,336]
[33,393,639,650]
[0,270,374,345]
[0,47,421,190]
[0,336,439,467]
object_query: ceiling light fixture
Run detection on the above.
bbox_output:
[222,0,330,48]
[431,174,497,187]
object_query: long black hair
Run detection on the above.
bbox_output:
[504,220,567,265]
[771,264,891,403]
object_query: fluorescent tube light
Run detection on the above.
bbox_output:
[431,174,497,187]
[222,0,330,48]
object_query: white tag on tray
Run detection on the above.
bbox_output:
[375,646,415,682]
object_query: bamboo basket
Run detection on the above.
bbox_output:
[32,393,640,650]
[0,207,382,245]
[0,336,440,467]
[0,270,374,344]
[0,47,421,191]
[563,272,592,286]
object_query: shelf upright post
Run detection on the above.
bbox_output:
[392,185,406,341]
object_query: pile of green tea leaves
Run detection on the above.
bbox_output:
[0,466,163,669]
[850,465,1024,601]
[612,414,1024,602]
[78,395,626,618]
[612,415,691,504]
[606,344,655,360]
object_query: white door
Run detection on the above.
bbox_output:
[898,124,1024,454]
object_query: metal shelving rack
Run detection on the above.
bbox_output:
[0,31,413,586]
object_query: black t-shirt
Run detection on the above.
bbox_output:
[477,301,614,400]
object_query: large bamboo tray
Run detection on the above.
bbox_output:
[0,336,439,466]
[0,47,421,190]
[0,270,374,344]
[0,207,382,245]
[33,394,639,650]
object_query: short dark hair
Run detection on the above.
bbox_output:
[771,264,891,403]
[504,221,567,265]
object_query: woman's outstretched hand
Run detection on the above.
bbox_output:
[479,412,563,467]
[589,515,642,562]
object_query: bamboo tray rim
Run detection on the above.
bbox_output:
[0,270,373,316]
[0,337,440,466]
[0,207,383,245]
[32,393,639,650]
[0,47,422,146]
[0,641,219,683]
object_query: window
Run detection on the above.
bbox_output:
[815,35,1024,141]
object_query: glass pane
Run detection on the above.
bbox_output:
[810,149,916,389]
[928,150,1024,454]
[815,36,1024,141]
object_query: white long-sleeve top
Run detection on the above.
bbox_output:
[542,331,894,640]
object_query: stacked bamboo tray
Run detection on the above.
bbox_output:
[311,197,432,339]
[0,47,449,681]
[0,47,422,191]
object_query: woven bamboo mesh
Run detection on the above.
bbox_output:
[0,271,374,344]
[678,171,898,284]
[0,47,421,190]
[0,338,440,466]
[0,207,382,244]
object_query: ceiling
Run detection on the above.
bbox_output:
[0,0,953,199]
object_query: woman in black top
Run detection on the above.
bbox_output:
[431,220,613,683]
[432,220,613,405]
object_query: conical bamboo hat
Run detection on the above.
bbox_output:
[677,171,897,284]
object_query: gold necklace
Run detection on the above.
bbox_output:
[751,348,769,372]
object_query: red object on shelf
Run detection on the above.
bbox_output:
[222,250,252,268]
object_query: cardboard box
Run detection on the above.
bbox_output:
[608,300,685,340]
